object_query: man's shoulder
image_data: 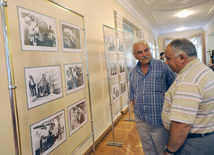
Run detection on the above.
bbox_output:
[129,65,137,73]
[129,65,139,76]
[152,59,166,69]
[154,58,165,64]
[180,61,213,83]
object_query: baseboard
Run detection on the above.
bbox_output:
[84,107,128,155]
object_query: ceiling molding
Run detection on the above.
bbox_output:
[116,0,159,37]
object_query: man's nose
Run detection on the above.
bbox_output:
[142,51,146,56]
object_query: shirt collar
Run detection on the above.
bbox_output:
[178,58,200,75]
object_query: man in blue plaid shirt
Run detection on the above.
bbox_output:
[129,41,176,155]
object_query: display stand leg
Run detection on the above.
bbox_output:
[1,1,21,155]
[106,103,123,147]
[124,101,135,121]
[103,25,124,147]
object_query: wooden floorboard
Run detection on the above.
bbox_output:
[89,110,145,155]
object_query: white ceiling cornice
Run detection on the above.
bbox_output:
[116,0,159,37]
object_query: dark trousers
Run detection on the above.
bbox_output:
[175,133,214,155]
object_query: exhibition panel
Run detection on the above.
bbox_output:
[0,0,95,154]
[103,25,129,147]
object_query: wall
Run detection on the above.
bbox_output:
[0,0,155,154]
[158,29,205,60]
[205,23,214,65]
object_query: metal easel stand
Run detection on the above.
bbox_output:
[103,24,123,147]
[1,1,21,155]
[46,1,96,154]
[106,101,126,146]
[124,100,135,122]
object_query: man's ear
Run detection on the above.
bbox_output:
[179,53,186,63]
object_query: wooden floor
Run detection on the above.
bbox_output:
[89,110,145,155]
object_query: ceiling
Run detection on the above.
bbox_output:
[116,0,214,36]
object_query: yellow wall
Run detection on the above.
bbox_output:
[0,0,155,155]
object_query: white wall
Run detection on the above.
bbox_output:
[205,23,214,65]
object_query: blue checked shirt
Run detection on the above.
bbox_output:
[129,57,176,126]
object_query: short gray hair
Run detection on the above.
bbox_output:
[132,40,150,55]
[168,38,197,58]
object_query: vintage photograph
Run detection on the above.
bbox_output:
[60,21,82,52]
[112,83,120,102]
[117,38,124,53]
[24,65,63,109]
[109,60,118,78]
[120,80,127,96]
[118,60,125,75]
[107,36,116,53]
[17,6,58,51]
[64,63,85,95]
[30,110,66,155]
[67,99,88,136]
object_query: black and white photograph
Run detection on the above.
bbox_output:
[64,63,85,95]
[109,60,118,78]
[118,60,125,75]
[30,110,66,155]
[120,80,127,96]
[60,21,82,52]
[17,6,58,51]
[107,36,116,53]
[117,38,124,53]
[112,83,120,102]
[24,65,63,109]
[67,99,88,136]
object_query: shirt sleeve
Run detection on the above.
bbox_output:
[128,72,134,101]
[165,65,176,91]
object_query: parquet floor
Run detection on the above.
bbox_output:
[90,110,145,155]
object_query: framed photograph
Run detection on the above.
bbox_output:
[17,6,58,51]
[60,21,82,52]
[112,83,120,102]
[109,60,118,78]
[120,80,127,96]
[117,38,124,53]
[64,63,85,95]
[118,60,125,75]
[107,36,116,53]
[24,65,63,109]
[67,99,88,136]
[30,110,66,155]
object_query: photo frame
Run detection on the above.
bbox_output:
[120,80,127,96]
[112,83,120,102]
[67,99,88,136]
[64,63,85,95]
[117,38,124,53]
[24,65,63,109]
[107,36,116,53]
[60,21,82,52]
[17,6,58,51]
[30,110,66,155]
[109,60,118,78]
[118,60,125,75]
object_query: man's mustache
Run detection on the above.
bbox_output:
[142,56,150,60]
